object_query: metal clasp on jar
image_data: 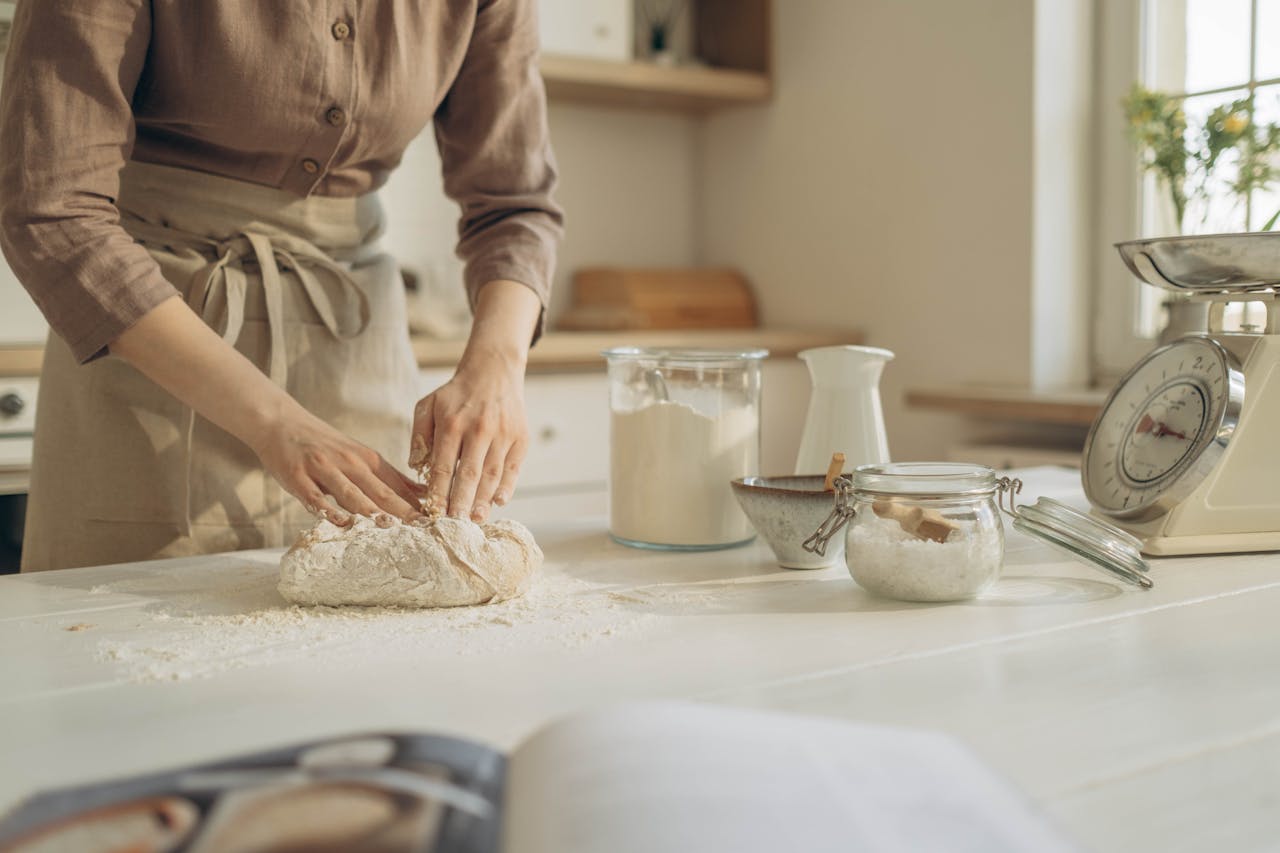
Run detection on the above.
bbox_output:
[801,475,857,557]
[995,476,1025,518]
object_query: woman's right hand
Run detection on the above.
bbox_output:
[248,408,425,525]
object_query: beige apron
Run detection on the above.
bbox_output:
[21,162,420,572]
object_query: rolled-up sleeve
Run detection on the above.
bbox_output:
[0,0,176,364]
[433,0,564,344]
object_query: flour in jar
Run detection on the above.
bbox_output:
[610,399,758,546]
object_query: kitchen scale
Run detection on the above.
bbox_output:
[1082,233,1280,555]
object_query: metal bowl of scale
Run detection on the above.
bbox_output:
[1116,232,1280,292]
[730,476,845,570]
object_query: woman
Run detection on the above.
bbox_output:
[0,1,562,571]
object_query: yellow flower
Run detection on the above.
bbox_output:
[1224,113,1248,135]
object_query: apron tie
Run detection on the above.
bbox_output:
[129,219,372,389]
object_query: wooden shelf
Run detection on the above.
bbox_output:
[905,385,1108,428]
[416,327,862,372]
[540,54,771,112]
[0,329,861,377]
[0,347,41,378]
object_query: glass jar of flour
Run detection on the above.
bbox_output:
[604,347,767,550]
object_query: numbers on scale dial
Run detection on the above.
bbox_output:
[1085,338,1228,516]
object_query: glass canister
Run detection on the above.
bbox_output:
[841,463,1005,601]
[803,462,1154,602]
[604,347,767,550]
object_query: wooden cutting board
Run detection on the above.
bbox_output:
[557,267,758,330]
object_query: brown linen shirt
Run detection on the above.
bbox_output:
[0,0,562,363]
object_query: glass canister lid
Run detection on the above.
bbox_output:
[997,479,1153,589]
[602,347,769,365]
[853,462,998,497]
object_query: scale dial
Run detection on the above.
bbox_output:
[1083,335,1244,521]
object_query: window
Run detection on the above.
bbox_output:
[1093,0,1277,377]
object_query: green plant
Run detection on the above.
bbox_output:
[1123,84,1280,231]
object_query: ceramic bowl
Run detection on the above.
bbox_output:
[730,475,845,569]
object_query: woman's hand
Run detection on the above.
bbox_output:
[250,409,425,525]
[409,280,541,522]
[411,351,528,522]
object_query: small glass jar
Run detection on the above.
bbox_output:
[841,463,1005,601]
[803,462,1155,602]
[603,347,767,550]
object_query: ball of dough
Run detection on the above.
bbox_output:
[278,515,543,608]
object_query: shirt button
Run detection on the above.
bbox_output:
[301,158,320,175]
[332,20,351,40]
[325,107,347,127]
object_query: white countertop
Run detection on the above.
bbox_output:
[1,467,1278,851]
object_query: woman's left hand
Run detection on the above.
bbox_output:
[409,280,542,522]
[411,351,528,522]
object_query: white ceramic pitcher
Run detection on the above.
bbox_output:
[794,345,894,475]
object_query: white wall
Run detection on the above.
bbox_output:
[699,0,1043,461]
[380,103,700,327]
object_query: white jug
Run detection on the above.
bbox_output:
[794,345,894,475]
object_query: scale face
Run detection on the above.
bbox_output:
[1083,233,1280,555]
[1083,335,1243,520]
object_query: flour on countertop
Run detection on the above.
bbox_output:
[85,539,829,684]
[95,570,634,683]
[93,577,754,685]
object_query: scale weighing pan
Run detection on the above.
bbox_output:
[1117,232,1280,292]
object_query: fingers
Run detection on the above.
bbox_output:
[494,436,527,508]
[284,471,352,527]
[313,467,383,519]
[291,461,421,526]
[409,395,435,474]
[349,466,422,522]
[373,456,425,511]
[447,433,490,520]
[468,439,512,522]
[426,424,461,517]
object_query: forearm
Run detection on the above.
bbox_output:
[109,295,300,450]
[457,279,543,375]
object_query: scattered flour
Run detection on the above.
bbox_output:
[90,568,769,684]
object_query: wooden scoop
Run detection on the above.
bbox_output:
[823,452,846,491]
[872,500,958,544]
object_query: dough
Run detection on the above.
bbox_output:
[278,515,543,608]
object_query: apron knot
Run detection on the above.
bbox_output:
[127,218,372,389]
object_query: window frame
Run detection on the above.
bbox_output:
[1093,0,1152,380]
